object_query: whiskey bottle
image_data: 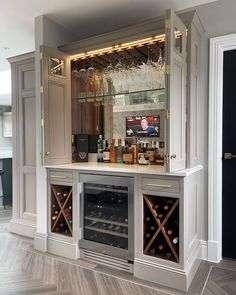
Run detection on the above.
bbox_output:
[131,137,138,164]
[110,139,117,163]
[123,141,134,164]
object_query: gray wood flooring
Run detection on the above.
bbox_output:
[0,210,235,295]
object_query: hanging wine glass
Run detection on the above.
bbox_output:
[78,60,87,98]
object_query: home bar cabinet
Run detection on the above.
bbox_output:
[9,8,204,292]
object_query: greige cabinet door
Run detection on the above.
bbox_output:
[165,10,187,172]
[41,46,71,165]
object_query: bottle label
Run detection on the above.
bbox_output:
[138,153,149,165]
[147,150,155,163]
[103,151,110,162]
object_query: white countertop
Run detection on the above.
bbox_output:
[0,148,12,159]
[46,162,203,177]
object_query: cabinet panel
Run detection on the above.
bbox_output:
[42,46,71,165]
[166,10,187,172]
[23,97,36,166]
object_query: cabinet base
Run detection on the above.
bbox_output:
[9,218,36,238]
[34,232,78,260]
[134,245,201,292]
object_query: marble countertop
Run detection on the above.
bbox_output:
[46,162,203,177]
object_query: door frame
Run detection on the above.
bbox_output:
[208,33,236,262]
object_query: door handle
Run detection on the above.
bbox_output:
[224,153,236,160]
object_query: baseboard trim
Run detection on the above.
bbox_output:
[208,240,221,263]
[9,218,36,238]
[200,240,208,261]
[34,232,48,252]
[47,236,78,260]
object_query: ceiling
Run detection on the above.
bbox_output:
[0,0,219,73]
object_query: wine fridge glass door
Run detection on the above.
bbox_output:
[79,174,134,260]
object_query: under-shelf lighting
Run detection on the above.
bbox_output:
[71,33,166,61]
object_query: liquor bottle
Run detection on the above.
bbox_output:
[103,140,110,163]
[71,134,77,162]
[138,142,149,165]
[147,141,156,165]
[123,141,134,164]
[123,141,129,163]
[131,137,138,164]
[110,139,117,163]
[116,139,123,163]
[156,141,165,166]
[97,134,103,162]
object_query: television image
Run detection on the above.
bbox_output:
[126,115,160,137]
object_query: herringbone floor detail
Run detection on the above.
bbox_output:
[0,208,235,294]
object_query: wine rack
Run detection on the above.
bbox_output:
[143,195,179,263]
[51,184,73,237]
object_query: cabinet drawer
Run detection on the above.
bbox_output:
[49,170,73,183]
[141,177,180,194]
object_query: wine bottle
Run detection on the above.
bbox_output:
[153,204,159,210]
[51,215,57,221]
[150,248,156,255]
[173,237,179,244]
[145,216,151,222]
[163,202,170,211]
[146,232,151,239]
[150,225,155,231]
[158,243,165,251]
[166,252,172,259]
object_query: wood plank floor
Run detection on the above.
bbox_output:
[0,218,235,294]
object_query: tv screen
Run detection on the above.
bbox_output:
[126,115,160,137]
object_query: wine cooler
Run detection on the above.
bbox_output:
[143,194,179,263]
[79,174,134,261]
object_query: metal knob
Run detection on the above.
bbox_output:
[45,151,50,156]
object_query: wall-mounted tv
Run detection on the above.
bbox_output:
[126,115,161,138]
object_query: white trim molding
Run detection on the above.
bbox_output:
[208,33,236,263]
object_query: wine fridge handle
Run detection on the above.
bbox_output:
[145,183,172,188]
